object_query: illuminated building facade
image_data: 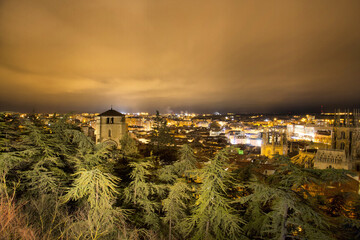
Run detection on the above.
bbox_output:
[261,128,287,158]
[95,109,128,147]
[314,149,348,169]
[226,130,262,147]
[314,109,360,171]
[287,124,332,146]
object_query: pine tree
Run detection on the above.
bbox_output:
[156,145,199,239]
[239,155,354,240]
[157,144,198,184]
[150,111,175,164]
[63,146,125,239]
[241,181,332,239]
[163,179,191,240]
[120,133,139,158]
[173,144,198,178]
[0,113,26,182]
[64,168,119,210]
[186,149,244,240]
[124,159,164,231]
[150,111,173,149]
[20,119,68,194]
[1,114,86,239]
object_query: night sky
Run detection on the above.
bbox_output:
[0,0,359,114]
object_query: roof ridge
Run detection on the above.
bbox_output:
[99,109,124,116]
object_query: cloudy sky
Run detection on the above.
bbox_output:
[0,0,359,113]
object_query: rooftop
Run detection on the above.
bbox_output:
[99,109,124,117]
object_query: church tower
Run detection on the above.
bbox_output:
[95,108,128,147]
[314,109,360,171]
[332,109,360,170]
[261,127,287,158]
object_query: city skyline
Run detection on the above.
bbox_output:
[1,0,360,114]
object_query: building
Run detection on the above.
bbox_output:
[287,124,332,146]
[261,127,287,158]
[81,125,95,141]
[314,149,348,169]
[95,108,128,147]
[314,109,360,171]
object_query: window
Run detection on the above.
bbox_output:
[108,130,112,137]
[106,117,114,124]
[340,142,345,150]
[340,131,345,139]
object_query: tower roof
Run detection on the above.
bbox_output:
[99,109,124,117]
